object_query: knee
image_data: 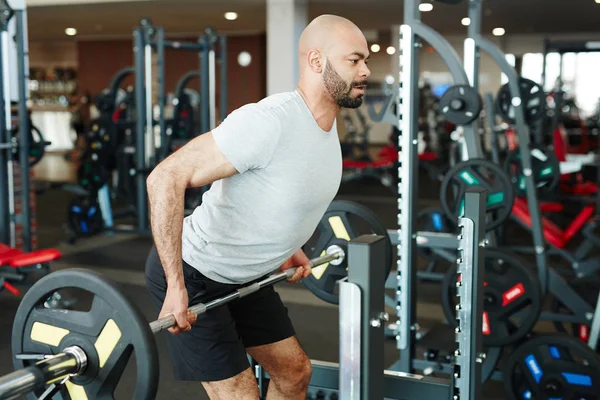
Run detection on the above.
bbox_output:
[272,356,312,394]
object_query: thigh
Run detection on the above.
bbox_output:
[246,336,309,378]
[229,285,296,348]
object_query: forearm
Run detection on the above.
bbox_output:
[147,170,186,289]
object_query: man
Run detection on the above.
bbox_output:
[145,14,370,400]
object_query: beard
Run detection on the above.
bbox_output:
[323,61,367,109]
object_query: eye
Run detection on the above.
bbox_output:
[350,59,359,64]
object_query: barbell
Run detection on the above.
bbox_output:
[0,249,343,400]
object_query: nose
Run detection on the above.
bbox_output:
[361,61,371,79]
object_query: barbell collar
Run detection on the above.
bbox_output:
[0,351,81,399]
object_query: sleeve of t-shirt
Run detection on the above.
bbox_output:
[211,104,281,174]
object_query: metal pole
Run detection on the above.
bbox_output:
[156,27,166,163]
[144,30,154,169]
[0,11,9,246]
[219,35,228,122]
[200,37,209,133]
[133,28,147,233]
[16,10,30,251]
[395,0,420,373]
[1,25,14,247]
[208,42,216,130]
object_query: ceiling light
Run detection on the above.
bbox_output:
[596,0,600,4]
[224,12,238,21]
[65,28,77,36]
[370,44,381,53]
[493,27,506,36]
[419,3,434,12]
[461,17,471,26]
[386,46,396,55]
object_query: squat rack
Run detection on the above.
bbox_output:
[0,0,31,251]
[133,19,228,234]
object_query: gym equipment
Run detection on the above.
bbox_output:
[0,252,344,399]
[496,78,546,126]
[133,20,228,234]
[440,158,515,232]
[0,243,61,297]
[439,85,482,125]
[66,196,104,238]
[11,123,50,167]
[441,248,542,346]
[302,200,392,304]
[503,334,600,400]
[551,278,599,343]
[504,146,560,196]
[0,0,34,251]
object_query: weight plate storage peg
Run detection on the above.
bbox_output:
[416,208,455,262]
[496,77,546,125]
[441,248,542,347]
[440,159,515,232]
[504,147,560,196]
[302,200,393,304]
[503,334,600,400]
[439,85,483,126]
[11,268,159,399]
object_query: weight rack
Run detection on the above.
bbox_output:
[132,19,228,234]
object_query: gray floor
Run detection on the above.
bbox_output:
[1,154,596,399]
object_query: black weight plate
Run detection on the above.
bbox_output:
[504,147,560,196]
[12,268,159,400]
[440,159,515,232]
[439,85,483,126]
[12,124,48,167]
[302,200,393,304]
[67,196,104,237]
[503,334,600,400]
[77,160,110,193]
[441,248,542,346]
[496,77,546,125]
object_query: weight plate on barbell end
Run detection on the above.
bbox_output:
[67,196,105,238]
[495,77,546,125]
[11,268,159,400]
[441,248,542,347]
[503,334,600,400]
[440,158,515,232]
[504,147,560,196]
[439,85,483,126]
[11,125,48,167]
[302,200,393,304]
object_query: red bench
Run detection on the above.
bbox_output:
[0,244,62,296]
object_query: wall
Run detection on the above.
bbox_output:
[29,41,77,68]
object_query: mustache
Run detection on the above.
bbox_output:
[352,81,368,88]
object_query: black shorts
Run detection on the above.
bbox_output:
[145,246,296,382]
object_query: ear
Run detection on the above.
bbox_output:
[307,50,323,73]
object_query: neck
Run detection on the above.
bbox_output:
[296,81,339,132]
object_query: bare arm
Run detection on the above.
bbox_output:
[147,132,237,290]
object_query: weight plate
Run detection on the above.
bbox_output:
[496,77,546,125]
[12,268,159,400]
[504,147,560,196]
[439,85,482,126]
[77,160,110,193]
[302,200,393,304]
[551,278,599,345]
[440,159,515,232]
[503,334,600,400]
[67,196,104,237]
[12,124,48,167]
[441,248,542,346]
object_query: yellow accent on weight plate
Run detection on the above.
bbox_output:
[65,381,88,400]
[312,250,329,280]
[94,319,122,368]
[328,216,351,240]
[30,322,70,347]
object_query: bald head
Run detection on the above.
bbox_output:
[297,15,370,109]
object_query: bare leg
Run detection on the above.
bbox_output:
[247,337,312,400]
[202,367,259,400]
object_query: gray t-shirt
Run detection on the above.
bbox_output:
[181,91,342,284]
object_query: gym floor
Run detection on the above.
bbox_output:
[0,153,572,399]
